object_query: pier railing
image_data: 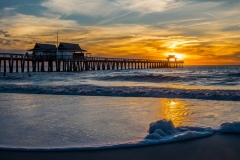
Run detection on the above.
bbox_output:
[85,56,184,63]
[0,53,184,62]
[0,53,184,73]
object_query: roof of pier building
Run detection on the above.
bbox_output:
[168,55,176,58]
[27,43,57,52]
[58,42,87,53]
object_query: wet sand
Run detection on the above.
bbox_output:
[1,134,240,160]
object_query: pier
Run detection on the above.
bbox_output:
[0,53,183,73]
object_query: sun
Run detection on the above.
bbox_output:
[175,54,182,59]
[166,52,185,60]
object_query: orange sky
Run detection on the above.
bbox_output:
[0,0,240,65]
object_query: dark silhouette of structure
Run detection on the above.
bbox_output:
[0,43,184,73]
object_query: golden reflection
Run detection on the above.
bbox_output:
[157,99,190,127]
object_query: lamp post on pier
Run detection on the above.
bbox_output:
[56,31,59,71]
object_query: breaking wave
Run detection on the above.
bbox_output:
[96,74,183,83]
[0,84,240,101]
[1,120,240,151]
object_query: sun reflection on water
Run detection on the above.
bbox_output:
[157,99,191,127]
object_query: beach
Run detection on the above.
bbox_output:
[1,66,240,159]
[1,134,240,160]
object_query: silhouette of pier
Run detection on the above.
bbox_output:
[0,53,184,74]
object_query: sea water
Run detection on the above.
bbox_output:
[0,66,240,150]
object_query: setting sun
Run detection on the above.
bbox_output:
[175,54,183,60]
[166,52,186,60]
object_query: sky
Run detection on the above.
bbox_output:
[0,0,240,65]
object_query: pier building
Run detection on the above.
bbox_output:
[0,43,184,74]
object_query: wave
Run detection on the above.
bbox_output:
[1,69,240,87]
[1,120,240,151]
[0,84,240,101]
[96,74,183,83]
[95,73,240,86]
[228,73,240,77]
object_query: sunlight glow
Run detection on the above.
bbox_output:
[175,54,182,59]
[1,0,240,65]
[166,52,185,60]
[158,99,190,127]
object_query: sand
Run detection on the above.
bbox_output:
[1,134,240,160]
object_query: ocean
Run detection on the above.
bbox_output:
[0,65,240,150]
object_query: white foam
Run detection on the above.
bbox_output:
[145,120,240,145]
[145,119,214,143]
[1,120,240,151]
[215,122,240,133]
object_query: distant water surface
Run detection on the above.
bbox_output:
[1,65,240,90]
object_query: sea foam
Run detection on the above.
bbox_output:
[215,122,240,133]
[145,120,240,144]
[145,119,213,142]
[1,119,240,151]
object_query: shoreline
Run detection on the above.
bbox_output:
[1,134,240,160]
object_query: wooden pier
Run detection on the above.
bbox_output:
[0,53,184,73]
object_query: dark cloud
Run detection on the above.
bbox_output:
[69,38,86,41]
[176,0,236,3]
[138,39,169,52]
[90,36,135,42]
[0,38,21,46]
[0,49,26,54]
[222,25,240,32]
[176,0,240,7]
[217,52,240,60]
[0,38,12,45]
[0,30,11,37]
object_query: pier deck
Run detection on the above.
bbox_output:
[0,53,184,73]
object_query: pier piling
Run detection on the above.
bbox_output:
[0,53,184,73]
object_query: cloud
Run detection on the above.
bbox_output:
[0,38,21,46]
[215,52,240,60]
[41,0,180,17]
[1,0,240,65]
[0,30,11,37]
[0,13,79,31]
[177,0,236,4]
[222,25,240,32]
[0,13,81,51]
[205,12,218,18]
[96,11,132,25]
